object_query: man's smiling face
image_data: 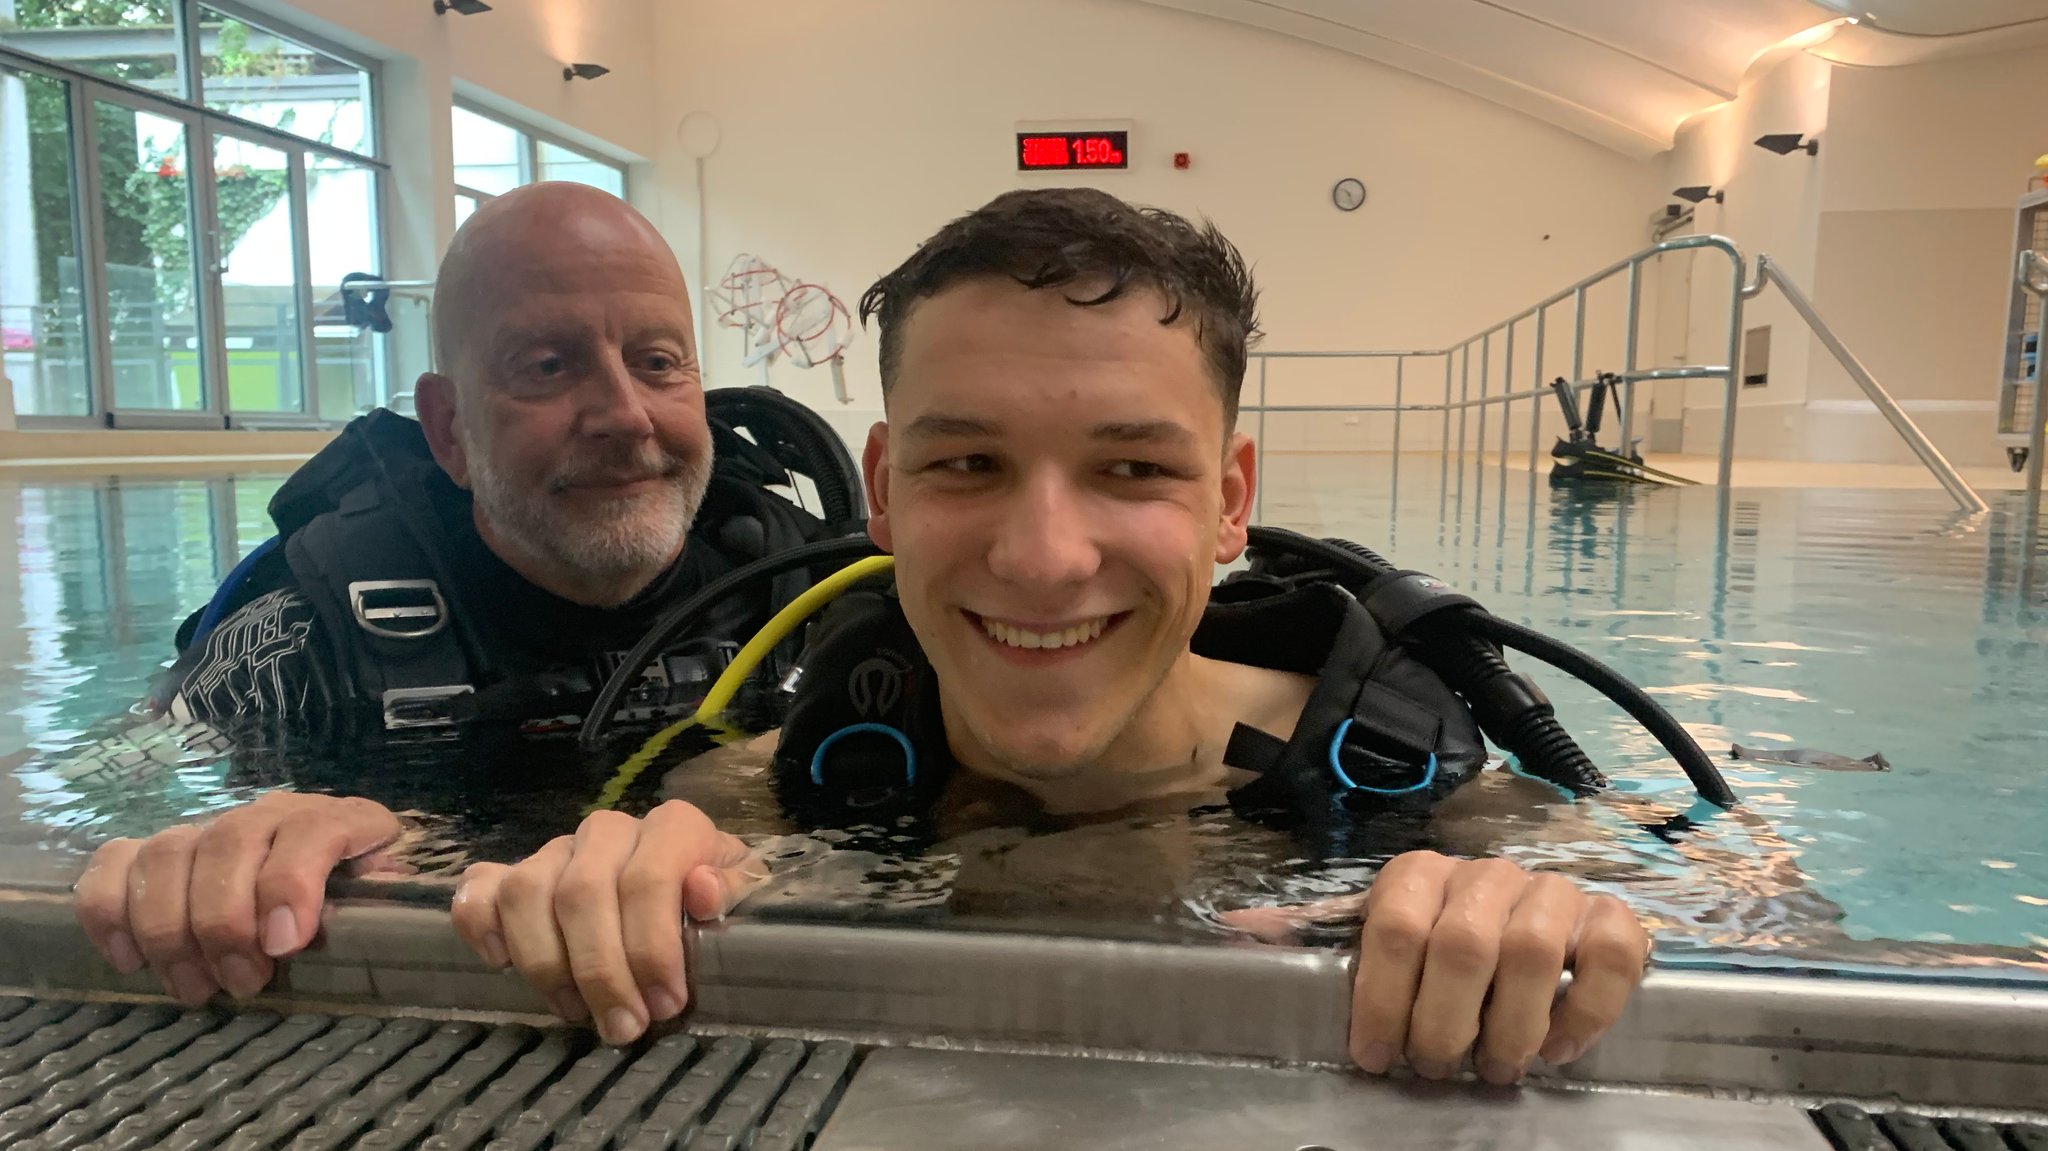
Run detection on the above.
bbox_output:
[864,275,1254,779]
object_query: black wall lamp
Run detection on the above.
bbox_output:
[433,0,492,14]
[1673,186,1724,205]
[1755,133,1819,156]
[563,62,611,81]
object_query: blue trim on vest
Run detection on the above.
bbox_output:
[1327,717,1438,795]
[191,535,282,650]
[811,723,918,788]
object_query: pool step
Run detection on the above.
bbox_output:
[0,996,857,1150]
[1812,1103,2048,1151]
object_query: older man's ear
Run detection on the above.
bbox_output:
[414,373,471,489]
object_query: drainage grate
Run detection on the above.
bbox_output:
[1813,1103,2048,1151]
[0,995,856,1150]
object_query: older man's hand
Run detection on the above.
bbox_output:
[1349,851,1647,1085]
[450,800,769,1047]
[73,791,407,1004]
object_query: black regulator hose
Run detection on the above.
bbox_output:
[1469,615,1737,809]
[1244,527,1736,810]
[1401,612,1610,798]
[578,534,885,750]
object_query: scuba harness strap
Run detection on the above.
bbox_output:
[282,471,482,730]
[1200,581,1481,817]
[171,388,867,732]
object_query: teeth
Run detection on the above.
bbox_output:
[981,616,1109,651]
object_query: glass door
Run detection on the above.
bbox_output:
[85,87,214,422]
[0,60,96,421]
[209,126,305,417]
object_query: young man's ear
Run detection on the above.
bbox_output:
[1214,431,1257,564]
[862,421,894,553]
[414,373,470,488]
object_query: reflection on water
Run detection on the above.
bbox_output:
[2,467,2046,979]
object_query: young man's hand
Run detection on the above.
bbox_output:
[450,800,769,1046]
[1349,851,1647,1084]
[73,791,407,1003]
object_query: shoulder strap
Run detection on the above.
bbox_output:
[282,476,480,729]
[1209,583,1487,820]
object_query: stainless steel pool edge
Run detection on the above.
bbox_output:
[1,892,2043,1111]
[690,923,2048,1110]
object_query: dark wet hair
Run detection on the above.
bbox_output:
[858,187,1262,427]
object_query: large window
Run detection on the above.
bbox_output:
[0,1,392,427]
[96,97,206,411]
[0,1,186,94]
[196,5,372,155]
[451,101,625,222]
[1,64,93,417]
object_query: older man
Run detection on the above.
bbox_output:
[75,183,842,1005]
[449,188,1652,1085]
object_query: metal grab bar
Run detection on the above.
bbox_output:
[1749,255,1987,514]
[2020,249,2048,298]
[2016,252,2047,548]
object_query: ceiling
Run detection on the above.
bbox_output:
[1135,0,2048,156]
[1816,0,2048,36]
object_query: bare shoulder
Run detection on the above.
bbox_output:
[1203,657,1318,743]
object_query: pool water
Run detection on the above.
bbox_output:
[2,463,2044,978]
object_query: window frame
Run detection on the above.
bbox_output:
[0,0,392,430]
[451,97,627,213]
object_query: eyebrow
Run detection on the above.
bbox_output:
[903,414,1000,439]
[1089,420,1198,448]
[901,415,1199,449]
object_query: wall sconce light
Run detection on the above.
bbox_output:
[563,63,611,81]
[432,0,492,14]
[1673,186,1725,205]
[1754,133,1819,156]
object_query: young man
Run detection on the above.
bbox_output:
[449,188,1650,1087]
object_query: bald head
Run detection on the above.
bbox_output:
[413,181,714,608]
[433,183,687,381]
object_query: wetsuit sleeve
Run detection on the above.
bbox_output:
[166,588,325,724]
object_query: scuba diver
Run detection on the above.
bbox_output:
[152,183,861,736]
[444,189,1736,1085]
[73,184,862,1008]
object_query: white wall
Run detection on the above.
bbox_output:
[1665,40,2048,467]
[1665,49,1832,462]
[651,0,1663,455]
[1800,44,2048,467]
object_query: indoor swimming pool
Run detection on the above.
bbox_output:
[2,460,2044,981]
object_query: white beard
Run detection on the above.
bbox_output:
[461,430,714,606]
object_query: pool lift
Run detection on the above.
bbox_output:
[1548,373,1697,487]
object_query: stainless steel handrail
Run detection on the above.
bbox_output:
[1246,234,1747,492]
[1243,235,1989,514]
[1749,255,1987,514]
[2016,252,2047,549]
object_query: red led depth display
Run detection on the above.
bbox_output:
[1017,131,1129,171]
